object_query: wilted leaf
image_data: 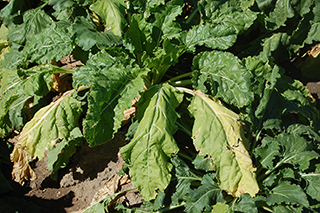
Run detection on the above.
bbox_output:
[10,143,37,185]
[46,127,83,177]
[0,65,71,136]
[188,90,259,197]
[10,90,82,184]
[90,0,126,36]
[120,84,183,201]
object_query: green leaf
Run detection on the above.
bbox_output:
[266,181,309,207]
[10,91,82,184]
[188,91,259,197]
[233,193,258,213]
[0,0,37,28]
[198,0,257,34]
[90,0,126,36]
[171,155,202,205]
[272,205,304,213]
[151,0,183,41]
[192,154,214,172]
[265,0,295,30]
[46,127,83,177]
[254,137,280,170]
[83,65,145,146]
[72,49,120,89]
[0,43,24,69]
[265,133,319,172]
[120,84,183,201]
[259,33,290,63]
[145,39,185,84]
[193,51,254,107]
[22,22,73,64]
[46,0,76,14]
[181,24,237,52]
[7,6,52,46]
[301,164,320,201]
[185,174,224,213]
[211,202,232,213]
[72,16,122,51]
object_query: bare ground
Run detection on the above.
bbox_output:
[3,131,142,212]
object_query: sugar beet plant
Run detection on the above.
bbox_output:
[1,0,320,212]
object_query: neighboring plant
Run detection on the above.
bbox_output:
[1,0,320,212]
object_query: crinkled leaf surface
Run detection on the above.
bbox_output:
[301,164,320,201]
[181,24,237,52]
[265,0,295,30]
[188,91,259,197]
[120,84,183,201]
[233,193,258,213]
[198,0,257,34]
[73,16,122,51]
[151,0,183,41]
[185,174,224,213]
[10,90,82,184]
[90,0,126,36]
[83,65,145,146]
[72,49,120,89]
[193,51,254,107]
[254,137,280,170]
[22,22,73,64]
[171,155,202,205]
[266,181,309,207]
[258,134,319,171]
[6,7,52,45]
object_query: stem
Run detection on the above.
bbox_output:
[185,6,199,24]
[231,198,238,210]
[178,152,194,162]
[155,202,185,213]
[175,87,195,96]
[261,206,273,212]
[176,120,192,137]
[77,85,91,92]
[170,79,192,87]
[166,72,193,83]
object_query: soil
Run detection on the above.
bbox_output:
[2,130,142,213]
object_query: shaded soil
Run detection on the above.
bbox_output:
[2,131,142,212]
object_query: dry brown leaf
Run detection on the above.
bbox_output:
[10,143,37,185]
[91,174,130,205]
